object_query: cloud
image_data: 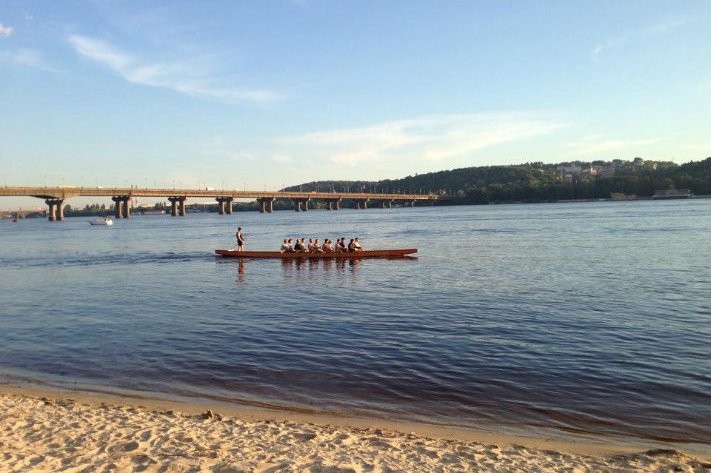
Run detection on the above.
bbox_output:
[196,136,258,163]
[0,22,13,37]
[286,113,565,167]
[68,35,130,70]
[592,16,691,61]
[567,134,658,154]
[68,34,280,104]
[270,154,293,165]
[0,48,56,71]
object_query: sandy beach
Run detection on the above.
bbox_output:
[1,387,709,472]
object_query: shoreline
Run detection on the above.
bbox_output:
[2,384,709,472]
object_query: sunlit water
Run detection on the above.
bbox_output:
[1,200,709,451]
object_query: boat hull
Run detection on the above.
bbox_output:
[215,249,417,259]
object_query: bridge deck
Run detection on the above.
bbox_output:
[0,186,438,201]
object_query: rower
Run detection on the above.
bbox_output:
[336,237,347,252]
[322,239,333,252]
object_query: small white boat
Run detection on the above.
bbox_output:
[89,217,113,226]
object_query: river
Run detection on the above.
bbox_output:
[1,199,709,452]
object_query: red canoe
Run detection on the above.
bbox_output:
[215,249,417,258]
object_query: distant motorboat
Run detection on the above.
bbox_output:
[89,216,113,226]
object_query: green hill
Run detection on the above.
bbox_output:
[284,157,711,204]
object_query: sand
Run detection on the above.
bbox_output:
[1,388,709,472]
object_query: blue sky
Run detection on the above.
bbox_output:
[1,1,710,208]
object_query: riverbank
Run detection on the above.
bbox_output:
[1,386,709,472]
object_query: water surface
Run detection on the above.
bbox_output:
[1,200,709,451]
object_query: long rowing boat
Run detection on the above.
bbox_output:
[215,248,417,258]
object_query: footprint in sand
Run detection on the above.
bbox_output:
[293,431,317,442]
[107,440,140,454]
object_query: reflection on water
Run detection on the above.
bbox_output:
[279,257,362,273]
[232,257,363,285]
[237,259,245,283]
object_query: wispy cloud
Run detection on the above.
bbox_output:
[69,35,129,70]
[0,48,57,71]
[0,22,13,37]
[68,34,280,104]
[592,16,691,61]
[567,134,658,154]
[196,136,257,163]
[284,112,565,167]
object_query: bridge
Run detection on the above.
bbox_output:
[0,186,441,221]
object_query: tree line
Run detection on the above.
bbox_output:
[286,157,711,204]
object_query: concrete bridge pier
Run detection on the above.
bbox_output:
[179,197,186,216]
[112,196,123,218]
[168,197,178,216]
[356,199,369,210]
[325,199,341,210]
[293,198,309,211]
[257,198,274,213]
[111,196,131,218]
[168,197,187,216]
[216,197,234,215]
[382,199,393,209]
[45,198,64,221]
[122,197,131,218]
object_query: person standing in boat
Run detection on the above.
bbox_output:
[235,227,245,252]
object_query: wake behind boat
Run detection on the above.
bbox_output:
[215,249,417,259]
[88,217,113,226]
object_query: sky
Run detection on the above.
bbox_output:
[1,0,710,208]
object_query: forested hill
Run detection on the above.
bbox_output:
[284,157,711,204]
